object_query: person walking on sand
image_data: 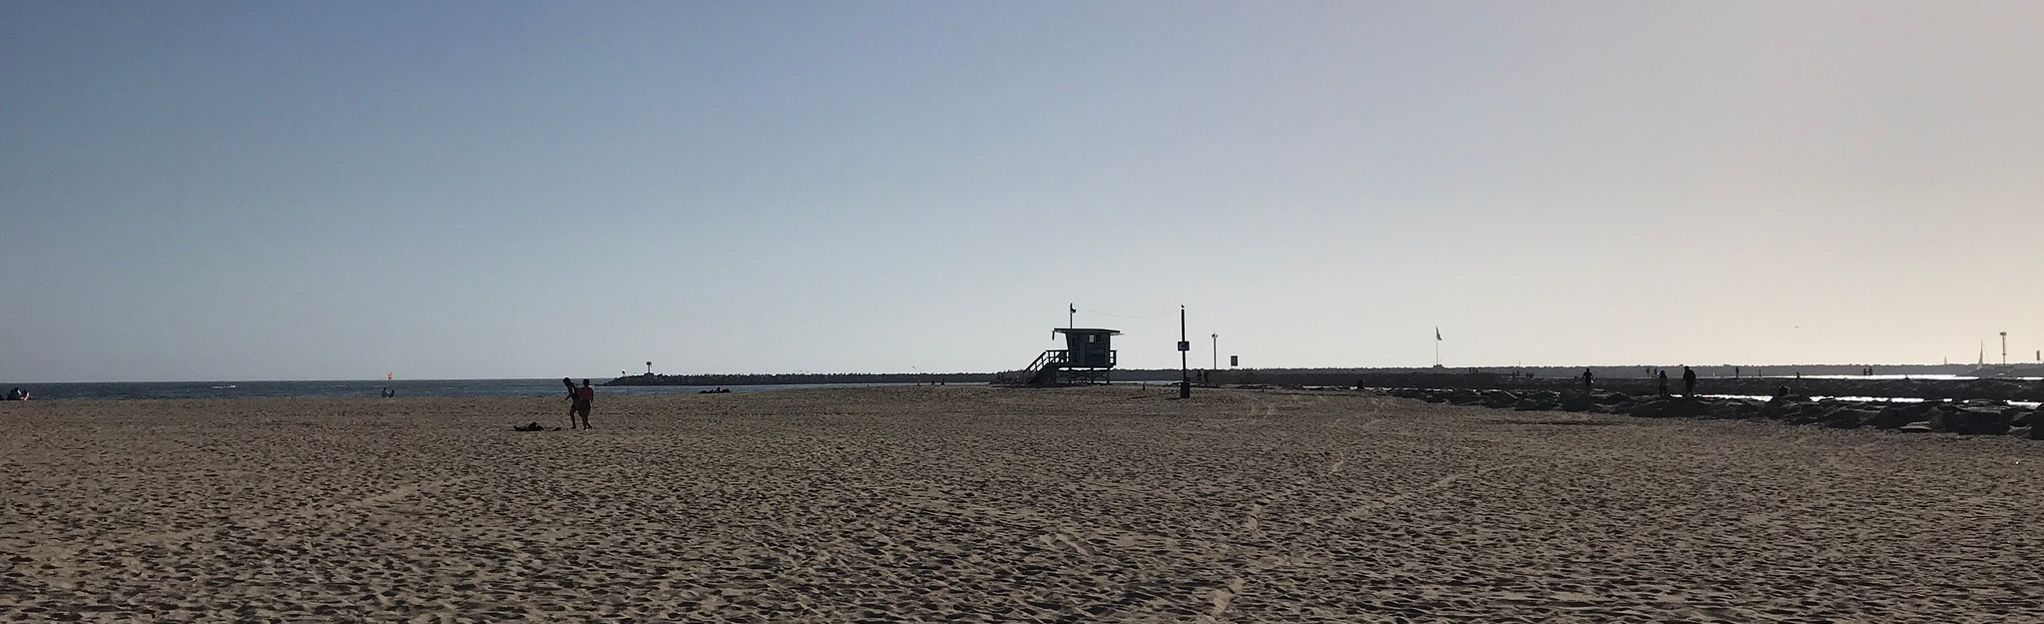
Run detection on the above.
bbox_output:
[1656,369,1669,396]
[1682,366,1697,397]
[561,377,579,428]
[570,379,595,429]
[1581,369,1594,390]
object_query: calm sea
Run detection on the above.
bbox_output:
[0,379,912,401]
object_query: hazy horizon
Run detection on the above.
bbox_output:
[8,360,2031,386]
[6,1,2042,382]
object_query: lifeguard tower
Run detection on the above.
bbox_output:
[997,328,1121,386]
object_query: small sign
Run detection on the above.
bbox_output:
[1177,341,1191,352]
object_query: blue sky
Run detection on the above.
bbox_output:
[4,1,2042,381]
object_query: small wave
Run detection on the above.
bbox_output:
[211,385,238,389]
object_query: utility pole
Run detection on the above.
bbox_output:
[1178,305,1191,399]
[1211,333,1219,371]
[2000,331,2008,365]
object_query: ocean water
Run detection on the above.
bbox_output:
[0,379,915,401]
[1703,393,2042,409]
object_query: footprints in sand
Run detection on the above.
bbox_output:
[7,387,2044,622]
[1326,463,1528,524]
[1200,577,1246,622]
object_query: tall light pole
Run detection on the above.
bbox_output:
[1211,333,1219,371]
[2001,332,2008,365]
[1178,305,1191,399]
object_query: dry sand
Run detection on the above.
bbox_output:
[2,386,2041,622]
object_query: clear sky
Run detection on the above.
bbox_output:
[4,1,2041,382]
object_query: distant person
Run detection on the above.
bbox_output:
[1682,366,1696,397]
[570,379,594,429]
[1656,370,1669,396]
[562,377,579,428]
[4,387,18,401]
[1734,366,1741,379]
[1581,369,1594,390]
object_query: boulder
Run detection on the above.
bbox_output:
[1628,398,1673,417]
[1822,409,1875,429]
[1512,398,1558,411]
[1899,421,1934,433]
[1559,392,1598,412]
[1482,391,1521,408]
[1930,408,2012,435]
[1598,392,1632,405]
[2012,409,2037,427]
[2009,426,2033,439]
[1787,403,1835,426]
[1446,389,1483,405]
[1760,396,1812,420]
[1662,398,1711,419]
[1712,400,1763,419]
[1868,403,1937,429]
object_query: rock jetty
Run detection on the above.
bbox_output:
[1377,387,2043,440]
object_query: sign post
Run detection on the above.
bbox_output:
[1178,306,1191,399]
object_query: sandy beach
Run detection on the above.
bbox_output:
[3,386,2041,622]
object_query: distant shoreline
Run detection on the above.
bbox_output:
[609,360,2043,398]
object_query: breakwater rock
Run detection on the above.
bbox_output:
[1378,387,2043,440]
[1323,372,2044,403]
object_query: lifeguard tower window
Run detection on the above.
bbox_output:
[1063,329,1117,368]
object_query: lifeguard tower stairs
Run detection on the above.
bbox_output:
[996,328,1121,386]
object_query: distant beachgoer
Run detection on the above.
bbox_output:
[1656,370,1669,396]
[562,377,578,428]
[1734,366,1741,379]
[571,379,594,429]
[4,387,18,401]
[1682,366,1696,397]
[1581,369,1593,389]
